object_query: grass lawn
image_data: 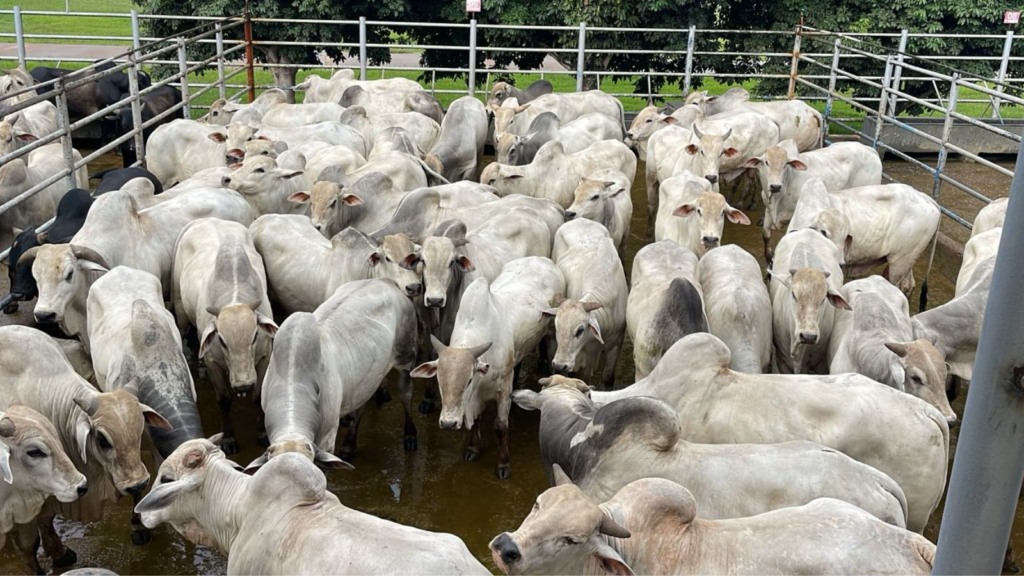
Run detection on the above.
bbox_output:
[0,0,133,45]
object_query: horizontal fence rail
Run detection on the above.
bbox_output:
[2,8,1022,263]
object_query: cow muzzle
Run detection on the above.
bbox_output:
[438,417,462,431]
[551,363,575,377]
[701,235,720,248]
[425,296,446,308]
[769,184,783,194]
[232,383,255,398]
[34,309,58,324]
[563,211,577,221]
[798,331,819,345]
[220,176,233,186]
[706,174,718,184]
[490,533,522,572]
[124,478,150,498]
[405,283,424,297]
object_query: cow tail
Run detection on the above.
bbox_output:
[918,222,941,312]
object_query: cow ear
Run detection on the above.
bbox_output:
[673,204,696,218]
[742,157,763,168]
[826,289,852,311]
[280,170,304,180]
[588,318,605,345]
[244,452,268,474]
[889,358,906,388]
[723,147,740,158]
[0,444,11,484]
[551,464,573,486]
[410,361,438,379]
[367,251,382,266]
[315,447,354,470]
[684,144,699,156]
[592,542,635,576]
[207,132,227,143]
[74,414,91,464]
[455,255,475,272]
[16,132,36,143]
[541,307,559,318]
[257,313,279,337]
[287,191,311,204]
[844,235,853,261]
[511,390,541,411]
[725,206,751,225]
[134,478,195,514]
[766,269,791,289]
[662,115,678,125]
[341,193,363,206]
[788,159,808,171]
[139,403,173,431]
[198,322,218,359]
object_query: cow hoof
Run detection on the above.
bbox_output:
[221,437,239,455]
[403,436,418,452]
[1005,560,1021,574]
[52,547,78,568]
[1,302,18,315]
[496,465,511,480]
[418,400,435,414]
[375,387,391,407]
[463,449,481,462]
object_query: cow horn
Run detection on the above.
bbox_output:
[599,514,632,539]
[0,416,14,438]
[73,394,100,417]
[5,112,20,127]
[692,124,704,139]
[15,245,40,266]
[205,305,222,317]
[70,245,111,270]
[245,298,262,311]
[581,301,603,313]
[451,238,470,248]
[468,341,492,358]
[723,128,733,141]
[551,463,573,486]
[429,334,448,354]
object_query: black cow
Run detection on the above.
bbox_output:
[91,166,163,195]
[3,188,93,313]
[113,85,184,167]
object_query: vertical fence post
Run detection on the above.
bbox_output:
[14,6,27,69]
[468,18,477,96]
[932,73,960,200]
[933,128,1024,575]
[127,46,145,167]
[886,29,909,117]
[244,10,256,103]
[359,17,368,81]
[787,23,803,99]
[215,22,226,100]
[683,25,695,95]
[54,78,78,191]
[130,9,141,51]
[822,39,842,144]
[177,38,191,118]
[993,30,1014,118]
[872,55,895,150]
[576,22,587,92]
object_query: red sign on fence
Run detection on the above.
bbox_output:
[1005,10,1021,24]
[466,0,481,12]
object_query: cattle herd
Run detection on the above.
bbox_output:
[0,63,1010,574]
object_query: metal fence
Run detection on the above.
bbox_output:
[1,8,1023,264]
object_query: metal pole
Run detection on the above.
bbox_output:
[822,39,842,144]
[993,30,1014,118]
[872,55,895,150]
[177,38,191,118]
[887,29,909,117]
[683,25,695,95]
[127,48,145,167]
[359,17,367,81]
[14,6,27,69]
[931,73,959,200]
[933,125,1024,575]
[215,22,227,100]
[244,10,256,103]
[787,23,802,99]
[468,18,477,97]
[130,9,141,52]
[576,22,586,92]
[54,78,78,191]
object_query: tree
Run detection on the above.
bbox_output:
[133,0,413,98]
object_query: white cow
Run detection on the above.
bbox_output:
[86,266,203,459]
[146,120,253,186]
[490,473,934,575]
[424,96,488,182]
[687,88,824,151]
[220,155,309,216]
[251,122,368,159]
[546,219,628,388]
[202,90,288,125]
[769,227,850,374]
[136,439,489,575]
[412,257,565,479]
[627,241,707,379]
[564,168,633,255]
[624,103,703,161]
[251,279,418,466]
[828,275,956,424]
[589,332,950,533]
[492,90,626,138]
[742,140,882,261]
[494,112,625,166]
[0,141,88,250]
[250,214,422,314]
[340,106,441,154]
[172,219,278,454]
[297,69,422,103]
[682,111,780,188]
[971,197,1007,239]
[654,171,750,257]
[643,122,699,231]
[513,380,908,525]
[480,140,637,208]
[700,244,772,373]
[260,101,347,128]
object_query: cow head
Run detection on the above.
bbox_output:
[199,301,278,397]
[246,436,352,473]
[380,233,423,297]
[25,244,109,326]
[419,223,472,308]
[220,155,304,196]
[672,190,750,254]
[488,464,635,576]
[566,178,626,224]
[741,140,804,196]
[491,98,523,138]
[684,125,736,186]
[330,228,421,297]
[775,267,850,350]
[289,180,358,238]
[204,99,242,125]
[885,340,957,426]
[487,81,513,109]
[0,118,37,156]
[411,335,492,430]
[543,299,604,377]
[0,405,88,504]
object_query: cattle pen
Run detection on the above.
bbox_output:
[3,8,1024,574]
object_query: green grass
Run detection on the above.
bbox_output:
[0,0,133,45]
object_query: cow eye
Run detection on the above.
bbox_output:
[574,326,585,338]
[910,374,923,385]
[159,474,174,484]
[820,229,830,239]
[328,199,337,208]
[26,448,47,459]
[254,167,265,174]
[562,536,582,546]
[212,111,219,116]
[64,269,74,282]
[589,195,599,202]
[96,432,113,451]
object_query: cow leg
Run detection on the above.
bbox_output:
[495,390,512,480]
[397,370,418,452]
[12,521,45,575]
[645,169,659,240]
[763,226,774,266]
[1006,541,1020,574]
[338,405,366,462]
[536,334,553,375]
[37,511,78,566]
[255,355,270,447]
[209,369,239,454]
[130,493,152,546]
[419,385,438,414]
[887,256,916,294]
[463,422,483,462]
[374,385,392,407]
[600,340,623,389]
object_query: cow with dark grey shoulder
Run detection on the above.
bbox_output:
[627,241,707,380]
[513,377,908,526]
[424,96,489,183]
[92,167,163,195]
[564,168,632,255]
[494,112,624,166]
[486,79,554,108]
